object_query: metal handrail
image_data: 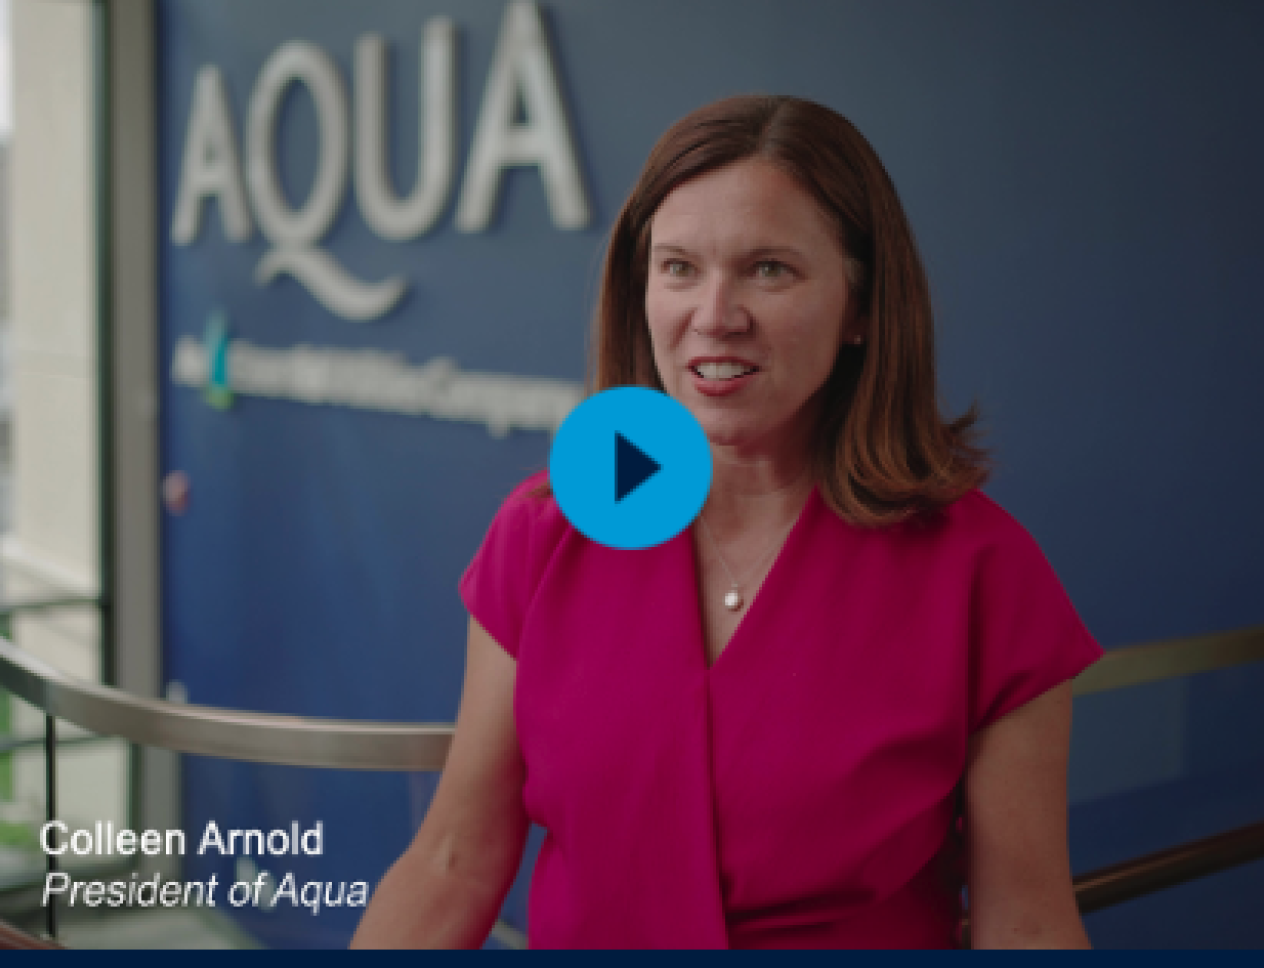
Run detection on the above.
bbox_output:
[0,919,60,950]
[3,620,1264,947]
[1072,818,1264,914]
[957,817,1264,947]
[1072,624,1264,696]
[3,625,1263,771]
[0,637,452,771]
[0,596,101,621]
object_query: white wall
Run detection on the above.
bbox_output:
[2,0,126,862]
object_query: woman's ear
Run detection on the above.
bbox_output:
[845,309,868,346]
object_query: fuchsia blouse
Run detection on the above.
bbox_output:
[459,474,1104,949]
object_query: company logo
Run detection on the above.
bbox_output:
[169,1,588,435]
[171,0,590,322]
[203,312,233,411]
[173,312,582,437]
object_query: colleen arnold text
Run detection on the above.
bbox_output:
[39,820,369,916]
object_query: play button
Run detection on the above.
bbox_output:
[550,387,712,550]
[615,433,660,502]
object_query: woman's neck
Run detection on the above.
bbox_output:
[703,443,814,538]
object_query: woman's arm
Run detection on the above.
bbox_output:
[964,680,1091,949]
[350,617,530,948]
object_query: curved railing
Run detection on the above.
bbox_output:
[7,623,1261,769]
[2,621,1263,949]
[0,636,452,772]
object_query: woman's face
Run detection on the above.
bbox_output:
[645,159,858,456]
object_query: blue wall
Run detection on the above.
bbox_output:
[157,0,1264,947]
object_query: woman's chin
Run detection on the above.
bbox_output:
[700,421,759,449]
[688,401,791,452]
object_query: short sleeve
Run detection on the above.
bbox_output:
[968,520,1105,733]
[458,475,562,658]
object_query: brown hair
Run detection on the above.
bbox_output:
[581,94,988,527]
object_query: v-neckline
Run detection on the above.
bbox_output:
[687,486,820,676]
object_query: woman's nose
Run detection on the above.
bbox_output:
[689,276,751,337]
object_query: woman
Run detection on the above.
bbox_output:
[352,95,1103,949]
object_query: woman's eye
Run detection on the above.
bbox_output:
[755,260,788,279]
[663,260,692,278]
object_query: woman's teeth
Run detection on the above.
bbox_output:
[694,361,756,380]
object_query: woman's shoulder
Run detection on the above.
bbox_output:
[941,487,1029,538]
[898,487,1049,563]
[488,469,572,546]
[461,471,574,658]
[499,468,561,513]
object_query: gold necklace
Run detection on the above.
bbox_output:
[696,513,796,612]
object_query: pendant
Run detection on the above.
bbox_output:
[723,588,744,611]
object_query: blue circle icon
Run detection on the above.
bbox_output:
[550,387,712,550]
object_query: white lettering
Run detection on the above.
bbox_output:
[166,830,187,856]
[355,20,457,240]
[136,874,160,907]
[40,821,67,856]
[273,872,297,907]
[247,43,409,321]
[140,830,162,855]
[247,42,349,246]
[300,880,322,915]
[197,820,227,855]
[269,877,366,915]
[43,873,221,909]
[172,66,254,243]
[301,822,323,855]
[228,879,252,907]
[253,247,407,322]
[229,829,265,856]
[173,336,208,385]
[41,823,185,857]
[171,7,590,322]
[457,0,590,232]
[42,872,70,905]
[170,336,581,436]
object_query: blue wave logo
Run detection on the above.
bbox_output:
[204,312,234,410]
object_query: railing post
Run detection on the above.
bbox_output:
[44,714,57,940]
[91,0,117,690]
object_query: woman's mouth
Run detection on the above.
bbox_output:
[689,359,759,396]
[692,361,757,380]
